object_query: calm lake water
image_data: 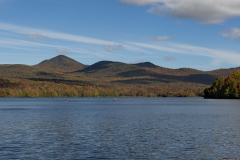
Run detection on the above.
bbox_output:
[1,97,240,159]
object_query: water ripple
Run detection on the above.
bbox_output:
[0,97,240,159]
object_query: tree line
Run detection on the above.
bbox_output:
[204,72,240,99]
[0,78,205,97]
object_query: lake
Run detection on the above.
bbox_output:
[0,97,240,159]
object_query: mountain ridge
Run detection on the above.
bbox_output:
[0,55,239,86]
[1,55,240,97]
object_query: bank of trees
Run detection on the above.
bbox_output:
[0,78,205,97]
[204,72,240,99]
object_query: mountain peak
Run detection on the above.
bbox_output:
[47,54,76,62]
[35,55,86,72]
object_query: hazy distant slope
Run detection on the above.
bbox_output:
[133,62,204,76]
[35,55,86,72]
[207,67,240,78]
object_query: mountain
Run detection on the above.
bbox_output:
[35,55,86,72]
[1,55,240,97]
[33,56,240,86]
[1,55,240,87]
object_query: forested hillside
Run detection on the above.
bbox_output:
[0,55,239,97]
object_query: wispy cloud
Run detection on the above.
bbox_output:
[0,22,118,45]
[0,38,61,48]
[103,45,124,52]
[24,33,49,40]
[219,28,240,41]
[56,49,72,54]
[1,22,240,68]
[0,37,126,58]
[121,44,151,54]
[149,36,173,41]
[128,41,240,66]
[119,0,240,24]
[0,52,49,57]
[0,22,149,54]
[127,41,185,53]
[164,56,175,61]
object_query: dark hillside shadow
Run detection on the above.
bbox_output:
[0,79,20,88]
[133,62,159,68]
[118,69,150,77]
[113,78,174,84]
[36,71,60,77]
[117,70,217,85]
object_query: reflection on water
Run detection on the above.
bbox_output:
[1,97,240,159]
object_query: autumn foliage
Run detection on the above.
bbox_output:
[0,78,205,97]
[204,72,240,99]
[0,55,239,97]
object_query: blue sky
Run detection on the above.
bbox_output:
[1,0,240,71]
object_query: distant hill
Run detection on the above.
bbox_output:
[35,55,86,72]
[78,61,119,73]
[77,61,140,77]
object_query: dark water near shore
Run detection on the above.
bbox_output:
[1,97,240,159]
